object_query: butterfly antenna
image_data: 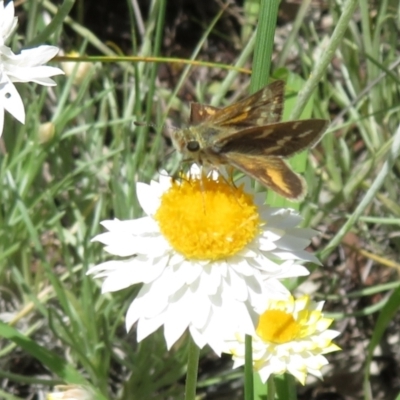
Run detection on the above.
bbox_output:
[134,120,180,131]
[134,121,164,130]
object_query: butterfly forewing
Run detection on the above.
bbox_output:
[203,80,285,129]
[190,103,221,125]
[214,119,328,157]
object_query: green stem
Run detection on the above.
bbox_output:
[184,336,200,400]
[247,2,279,399]
[249,0,280,93]
[27,0,75,46]
[267,376,276,400]
[289,0,358,120]
[135,0,166,168]
[244,335,254,400]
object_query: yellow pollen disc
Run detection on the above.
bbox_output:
[154,175,260,260]
[256,309,301,344]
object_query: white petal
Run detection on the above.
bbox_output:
[198,265,221,295]
[0,45,64,86]
[242,274,263,301]
[275,229,315,250]
[101,268,139,292]
[237,245,259,258]
[188,164,202,176]
[106,235,168,257]
[237,302,258,334]
[158,173,173,189]
[272,250,319,264]
[0,73,24,123]
[264,209,303,229]
[259,279,291,300]
[196,313,223,354]
[100,217,159,235]
[141,284,170,318]
[261,228,284,242]
[191,291,211,329]
[247,255,280,272]
[231,260,255,276]
[168,252,185,267]
[164,288,192,349]
[136,182,161,216]
[1,45,58,66]
[136,313,166,341]
[258,365,274,383]
[0,1,17,43]
[188,326,207,349]
[18,46,60,65]
[163,264,191,294]
[126,283,168,330]
[93,218,169,257]
[257,237,277,251]
[141,255,169,283]
[274,262,310,278]
[7,66,64,82]
[227,268,248,301]
[100,256,168,292]
[126,292,146,328]
[184,262,203,284]
[87,259,123,277]
[0,45,14,57]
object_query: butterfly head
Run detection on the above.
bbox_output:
[171,127,205,164]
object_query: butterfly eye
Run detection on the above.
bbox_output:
[186,141,200,152]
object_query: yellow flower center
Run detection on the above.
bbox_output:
[256,309,301,344]
[154,174,260,260]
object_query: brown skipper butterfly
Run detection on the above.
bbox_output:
[171,80,328,200]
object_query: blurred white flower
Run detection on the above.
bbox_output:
[89,168,318,354]
[47,385,95,400]
[0,0,64,136]
[0,0,17,45]
[223,295,341,384]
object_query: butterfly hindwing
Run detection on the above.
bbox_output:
[223,153,306,200]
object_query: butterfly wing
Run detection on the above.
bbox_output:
[223,153,306,200]
[190,103,221,125]
[213,119,328,157]
[201,80,284,129]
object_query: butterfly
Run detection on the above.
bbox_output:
[171,80,328,200]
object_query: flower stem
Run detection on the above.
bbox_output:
[244,334,254,400]
[184,335,200,400]
[267,375,276,400]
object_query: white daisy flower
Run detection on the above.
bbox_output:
[0,0,64,136]
[223,295,341,384]
[88,168,318,354]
